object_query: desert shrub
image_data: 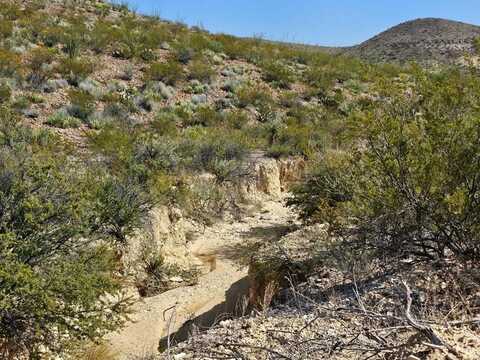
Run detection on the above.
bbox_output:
[223,109,249,129]
[289,69,480,263]
[187,57,215,83]
[287,152,352,224]
[235,83,273,109]
[1,3,22,20]
[0,49,21,77]
[261,60,295,89]
[102,101,130,122]
[11,96,30,111]
[144,60,184,85]
[27,46,57,87]
[57,57,95,86]
[268,121,325,158]
[89,19,120,54]
[135,137,180,173]
[151,110,179,137]
[137,250,199,297]
[279,91,301,108]
[0,115,132,357]
[173,44,195,64]
[94,177,152,246]
[303,66,337,95]
[182,129,250,183]
[67,89,96,121]
[213,34,251,60]
[0,20,13,40]
[46,111,82,128]
[39,24,65,47]
[0,83,11,103]
[186,105,222,127]
[475,37,480,55]
[75,344,117,360]
[179,178,230,225]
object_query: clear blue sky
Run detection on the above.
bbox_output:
[124,0,480,46]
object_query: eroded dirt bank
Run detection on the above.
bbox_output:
[107,196,297,359]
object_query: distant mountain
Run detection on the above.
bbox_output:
[343,18,480,64]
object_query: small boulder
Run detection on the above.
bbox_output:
[160,41,172,50]
[21,108,39,119]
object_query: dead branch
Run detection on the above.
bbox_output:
[402,280,461,357]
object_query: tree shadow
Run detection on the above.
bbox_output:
[158,276,250,352]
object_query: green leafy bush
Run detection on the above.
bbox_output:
[186,105,222,127]
[289,69,480,263]
[0,83,11,103]
[46,111,82,128]
[27,46,57,87]
[173,44,195,64]
[187,57,215,83]
[0,20,13,39]
[57,57,95,86]
[0,114,133,357]
[261,60,295,89]
[0,49,21,77]
[475,37,480,55]
[235,83,273,109]
[67,89,96,121]
[144,60,184,85]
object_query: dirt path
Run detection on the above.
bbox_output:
[107,197,297,359]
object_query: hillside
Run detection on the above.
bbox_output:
[344,18,480,64]
[1,1,480,360]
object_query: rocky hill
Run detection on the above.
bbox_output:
[344,18,480,64]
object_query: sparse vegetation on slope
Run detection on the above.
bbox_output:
[345,18,480,64]
[1,0,480,359]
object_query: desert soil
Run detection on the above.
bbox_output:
[106,196,297,359]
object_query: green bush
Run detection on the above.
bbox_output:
[0,49,21,77]
[187,105,222,127]
[475,37,480,55]
[0,83,11,103]
[0,114,133,357]
[144,60,184,85]
[67,89,96,121]
[57,57,95,86]
[261,60,295,89]
[289,69,480,263]
[151,110,179,137]
[46,111,82,128]
[0,20,13,39]
[223,109,249,129]
[235,83,273,109]
[187,57,215,83]
[173,44,195,64]
[27,46,57,87]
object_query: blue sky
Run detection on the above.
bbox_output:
[124,0,480,46]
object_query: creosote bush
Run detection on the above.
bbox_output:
[290,68,480,264]
[0,110,147,358]
[144,60,184,85]
[67,89,96,121]
[57,57,95,86]
[261,60,295,89]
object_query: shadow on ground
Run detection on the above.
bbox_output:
[219,223,298,266]
[158,276,250,352]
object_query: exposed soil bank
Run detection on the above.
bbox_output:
[107,197,297,359]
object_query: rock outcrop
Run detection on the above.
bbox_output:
[124,156,306,292]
